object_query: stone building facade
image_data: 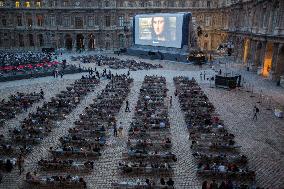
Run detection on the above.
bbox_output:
[0,0,231,51]
[227,0,284,80]
[0,0,283,80]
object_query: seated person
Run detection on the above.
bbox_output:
[166,178,174,186]
[160,178,166,185]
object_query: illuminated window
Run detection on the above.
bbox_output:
[0,1,4,7]
[15,1,20,7]
[25,1,31,7]
[36,1,41,7]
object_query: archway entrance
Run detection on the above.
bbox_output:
[243,39,250,64]
[38,34,44,47]
[65,34,72,50]
[76,34,84,50]
[262,42,273,77]
[88,34,95,50]
[275,45,284,78]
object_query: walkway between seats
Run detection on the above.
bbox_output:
[167,81,202,188]
[86,80,142,189]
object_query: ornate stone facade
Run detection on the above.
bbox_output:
[0,0,229,51]
[0,0,283,79]
[227,0,284,80]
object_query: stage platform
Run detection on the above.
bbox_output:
[127,45,189,63]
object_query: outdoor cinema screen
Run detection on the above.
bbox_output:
[134,13,190,48]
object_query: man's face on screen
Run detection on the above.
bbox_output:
[153,17,165,36]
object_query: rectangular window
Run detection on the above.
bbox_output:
[36,1,41,7]
[50,16,55,27]
[17,16,22,26]
[63,0,68,6]
[2,19,6,26]
[129,17,133,28]
[25,1,30,7]
[88,16,93,27]
[50,0,56,7]
[118,16,124,27]
[105,16,110,27]
[15,1,20,7]
[207,1,210,8]
[0,1,4,6]
[205,16,211,26]
[63,17,69,27]
[37,16,43,26]
[19,34,24,47]
[27,17,33,27]
[75,17,83,29]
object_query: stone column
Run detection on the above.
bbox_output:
[72,34,76,51]
[269,43,280,80]
[83,34,88,51]
[249,40,257,70]
[258,41,267,74]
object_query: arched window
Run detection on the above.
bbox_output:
[25,1,31,7]
[28,34,34,46]
[19,34,24,47]
[0,0,4,7]
[36,0,41,7]
[38,34,44,46]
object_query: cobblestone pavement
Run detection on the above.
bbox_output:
[167,82,202,188]
[85,80,142,189]
[200,84,284,188]
[0,52,283,188]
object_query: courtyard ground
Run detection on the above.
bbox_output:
[0,52,283,188]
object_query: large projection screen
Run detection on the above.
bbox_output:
[134,13,190,48]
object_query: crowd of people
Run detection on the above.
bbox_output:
[113,76,176,188]
[71,55,163,71]
[174,76,256,187]
[0,51,85,81]
[29,74,133,188]
[0,91,43,127]
[0,51,51,67]
[25,172,87,188]
[0,75,100,186]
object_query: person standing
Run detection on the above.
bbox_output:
[253,105,259,120]
[118,122,123,137]
[113,123,118,137]
[125,100,130,112]
[169,96,172,107]
[40,88,44,100]
[17,153,24,175]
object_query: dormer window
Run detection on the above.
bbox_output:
[25,1,31,7]
[36,1,41,7]
[15,1,20,7]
